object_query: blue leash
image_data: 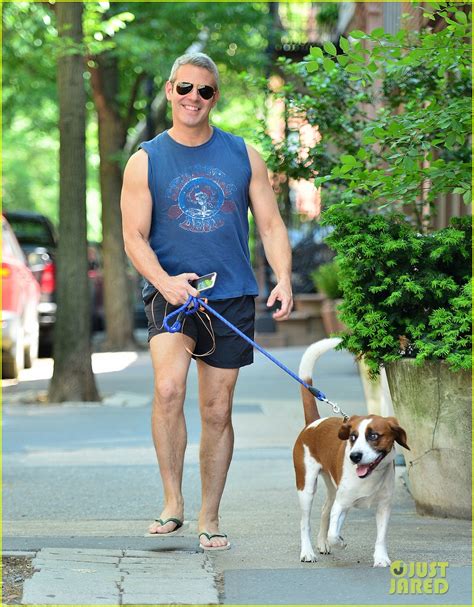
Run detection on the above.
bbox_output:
[163,295,349,419]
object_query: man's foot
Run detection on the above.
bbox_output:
[198,518,230,550]
[199,531,231,551]
[147,507,186,536]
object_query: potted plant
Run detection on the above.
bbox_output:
[324,208,471,519]
[311,260,345,335]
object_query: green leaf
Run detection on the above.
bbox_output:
[350,30,367,39]
[370,27,385,38]
[337,55,349,67]
[455,11,467,24]
[346,63,362,74]
[463,191,472,204]
[306,61,319,73]
[310,46,324,59]
[323,41,337,56]
[323,57,336,73]
[341,154,357,165]
[339,36,350,52]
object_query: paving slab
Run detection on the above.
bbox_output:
[21,546,219,605]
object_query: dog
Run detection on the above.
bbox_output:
[293,338,409,567]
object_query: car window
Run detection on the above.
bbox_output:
[6,217,56,248]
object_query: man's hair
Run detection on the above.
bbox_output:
[169,53,220,88]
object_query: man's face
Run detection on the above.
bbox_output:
[166,64,219,129]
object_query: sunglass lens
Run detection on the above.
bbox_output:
[198,85,215,100]
[176,82,193,95]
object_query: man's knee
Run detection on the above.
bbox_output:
[201,393,233,429]
[154,378,186,412]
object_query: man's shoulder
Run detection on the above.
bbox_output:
[214,126,245,145]
[139,131,167,153]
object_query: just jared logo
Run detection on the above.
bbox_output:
[389,560,449,595]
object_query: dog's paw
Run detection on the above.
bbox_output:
[300,550,318,563]
[328,534,346,549]
[373,553,391,567]
[317,539,331,554]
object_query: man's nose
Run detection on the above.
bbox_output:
[350,451,363,463]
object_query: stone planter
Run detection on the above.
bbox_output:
[293,293,325,316]
[385,359,472,519]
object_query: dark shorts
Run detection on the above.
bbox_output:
[144,291,255,369]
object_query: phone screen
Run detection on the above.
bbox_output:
[192,272,217,292]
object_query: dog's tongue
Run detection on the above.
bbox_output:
[356,464,370,478]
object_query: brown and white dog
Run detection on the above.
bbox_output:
[293,338,409,567]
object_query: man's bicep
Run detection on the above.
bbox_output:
[121,150,152,241]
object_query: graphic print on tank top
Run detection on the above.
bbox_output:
[166,164,237,233]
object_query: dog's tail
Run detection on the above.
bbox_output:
[299,337,343,426]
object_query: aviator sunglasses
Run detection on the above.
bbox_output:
[174,81,216,100]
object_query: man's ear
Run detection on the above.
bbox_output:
[165,80,173,101]
[387,417,410,450]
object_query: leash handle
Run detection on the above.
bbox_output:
[163,296,198,333]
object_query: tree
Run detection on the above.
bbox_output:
[49,1,99,403]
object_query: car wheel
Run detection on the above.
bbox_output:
[2,327,25,379]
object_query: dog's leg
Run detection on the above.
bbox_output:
[327,499,348,548]
[373,500,392,567]
[297,459,321,562]
[317,474,336,554]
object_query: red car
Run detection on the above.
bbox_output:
[2,215,41,379]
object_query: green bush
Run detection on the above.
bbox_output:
[323,209,471,375]
[311,261,343,299]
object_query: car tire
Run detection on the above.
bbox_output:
[2,327,25,379]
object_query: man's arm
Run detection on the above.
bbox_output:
[120,150,199,305]
[247,144,293,320]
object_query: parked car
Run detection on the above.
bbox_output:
[2,215,41,379]
[4,211,105,353]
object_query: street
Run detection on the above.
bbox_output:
[2,341,471,605]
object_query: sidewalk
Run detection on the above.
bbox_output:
[2,344,471,605]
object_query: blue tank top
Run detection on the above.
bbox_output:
[139,127,259,301]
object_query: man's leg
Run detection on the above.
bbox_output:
[196,360,239,548]
[148,332,195,534]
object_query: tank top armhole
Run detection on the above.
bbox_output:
[138,143,155,203]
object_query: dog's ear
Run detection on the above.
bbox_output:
[338,416,356,440]
[387,417,410,450]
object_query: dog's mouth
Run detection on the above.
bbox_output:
[356,452,386,478]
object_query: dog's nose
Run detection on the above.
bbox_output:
[350,451,363,463]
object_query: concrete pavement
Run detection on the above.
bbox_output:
[2,341,472,605]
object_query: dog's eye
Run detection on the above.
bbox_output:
[349,434,357,442]
[368,432,380,441]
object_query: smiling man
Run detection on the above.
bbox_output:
[121,53,292,551]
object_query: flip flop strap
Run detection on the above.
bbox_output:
[199,532,227,540]
[155,517,183,528]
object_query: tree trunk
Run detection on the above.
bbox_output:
[49,2,100,403]
[90,53,135,350]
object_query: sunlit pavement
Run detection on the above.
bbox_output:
[1,352,140,392]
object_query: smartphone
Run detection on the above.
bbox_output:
[190,272,217,293]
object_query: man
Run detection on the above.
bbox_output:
[121,53,292,550]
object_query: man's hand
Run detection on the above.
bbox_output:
[158,273,200,305]
[266,281,293,321]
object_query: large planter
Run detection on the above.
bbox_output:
[386,359,471,519]
[320,298,345,336]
